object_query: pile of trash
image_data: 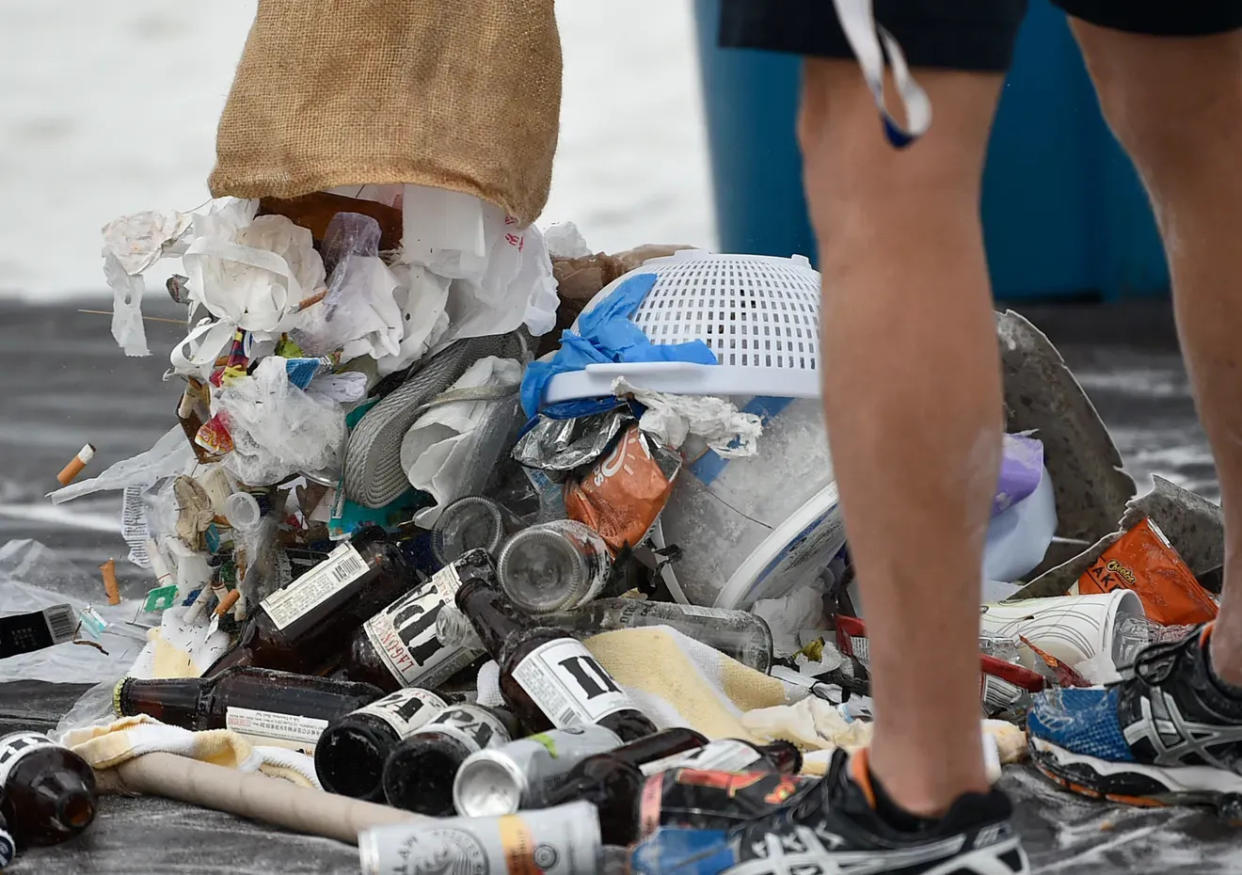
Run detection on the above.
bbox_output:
[0,184,1227,873]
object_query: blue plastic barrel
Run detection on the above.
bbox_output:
[693,0,1169,300]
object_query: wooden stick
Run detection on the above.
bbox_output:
[77,309,186,325]
[106,753,424,844]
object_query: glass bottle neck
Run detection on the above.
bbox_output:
[610,727,708,768]
[455,579,529,657]
[116,677,203,726]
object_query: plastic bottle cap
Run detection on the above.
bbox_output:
[497,528,590,614]
[224,492,262,530]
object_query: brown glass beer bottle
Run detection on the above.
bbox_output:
[0,732,97,847]
[455,577,656,741]
[204,526,423,676]
[115,667,383,750]
[341,549,494,692]
[381,703,521,816]
[314,687,467,801]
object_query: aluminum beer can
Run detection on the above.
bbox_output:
[358,800,601,875]
[453,724,622,817]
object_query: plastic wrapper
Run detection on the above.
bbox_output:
[565,426,680,553]
[0,541,146,684]
[212,356,347,486]
[511,407,634,477]
[1073,517,1217,626]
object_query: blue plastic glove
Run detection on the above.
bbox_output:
[520,273,717,416]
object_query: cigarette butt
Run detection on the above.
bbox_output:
[99,558,120,606]
[57,443,96,486]
[214,589,240,617]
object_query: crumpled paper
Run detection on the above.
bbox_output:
[400,184,558,341]
[101,208,197,357]
[401,356,525,525]
[213,356,346,486]
[612,378,763,458]
[183,210,325,334]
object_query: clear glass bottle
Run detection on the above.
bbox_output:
[542,598,774,673]
[496,520,611,614]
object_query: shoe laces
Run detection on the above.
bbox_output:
[1132,625,1204,686]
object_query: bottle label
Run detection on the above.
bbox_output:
[354,688,449,737]
[412,705,512,753]
[261,542,369,632]
[362,564,478,688]
[359,801,599,875]
[0,731,57,786]
[225,707,329,748]
[0,604,76,658]
[639,740,762,776]
[511,638,637,728]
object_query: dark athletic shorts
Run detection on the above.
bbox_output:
[720,0,1242,72]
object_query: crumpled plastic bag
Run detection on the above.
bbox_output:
[995,433,1044,515]
[612,378,763,458]
[290,213,405,362]
[400,184,558,341]
[0,540,146,683]
[400,356,525,525]
[520,273,717,416]
[212,356,346,486]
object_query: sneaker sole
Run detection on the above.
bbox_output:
[1030,736,1242,817]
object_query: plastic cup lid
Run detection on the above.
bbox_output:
[224,492,262,530]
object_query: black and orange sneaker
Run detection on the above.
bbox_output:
[1029,623,1242,811]
[711,748,1028,874]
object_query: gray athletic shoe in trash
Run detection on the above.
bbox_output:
[344,332,531,508]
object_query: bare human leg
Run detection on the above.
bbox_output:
[799,60,1005,816]
[1071,23,1242,683]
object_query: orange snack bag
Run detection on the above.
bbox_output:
[564,426,676,553]
[1075,517,1217,625]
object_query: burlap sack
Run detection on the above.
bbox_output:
[209,0,561,226]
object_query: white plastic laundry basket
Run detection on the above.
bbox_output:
[544,250,822,403]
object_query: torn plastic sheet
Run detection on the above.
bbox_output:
[997,310,1136,544]
[100,208,197,358]
[48,426,196,504]
[612,378,762,459]
[103,250,150,357]
[102,208,194,275]
[0,540,146,683]
[212,356,347,486]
